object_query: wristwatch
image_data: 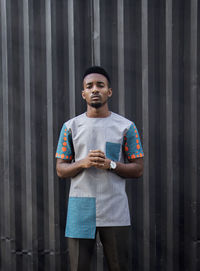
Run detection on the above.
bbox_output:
[110,160,117,170]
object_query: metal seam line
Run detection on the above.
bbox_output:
[23,1,33,269]
[93,0,100,66]
[141,0,150,270]
[68,0,76,118]
[190,0,197,270]
[45,0,55,269]
[90,0,94,65]
[117,0,125,116]
[1,0,11,269]
[165,0,173,270]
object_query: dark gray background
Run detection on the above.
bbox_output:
[0,0,199,270]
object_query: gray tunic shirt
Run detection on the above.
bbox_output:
[56,112,144,239]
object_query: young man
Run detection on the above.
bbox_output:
[56,66,144,270]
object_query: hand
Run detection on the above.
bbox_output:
[80,150,111,170]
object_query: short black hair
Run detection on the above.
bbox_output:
[83,66,111,86]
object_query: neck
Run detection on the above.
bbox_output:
[86,103,110,118]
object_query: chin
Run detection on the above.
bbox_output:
[90,102,102,109]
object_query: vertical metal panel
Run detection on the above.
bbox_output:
[100,0,118,113]
[165,0,173,270]
[117,0,125,116]
[183,0,199,270]
[183,0,192,269]
[0,0,11,270]
[92,0,100,65]
[157,2,167,269]
[45,0,56,270]
[189,0,198,270]
[22,1,34,270]
[68,0,75,118]
[171,2,183,270]
[141,0,150,270]
[0,1,200,270]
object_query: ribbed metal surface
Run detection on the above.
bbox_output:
[0,0,199,270]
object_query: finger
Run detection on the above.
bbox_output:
[95,163,105,167]
[89,157,105,163]
[89,153,105,159]
[89,155,105,161]
[89,149,105,155]
[90,161,102,168]
[94,163,107,169]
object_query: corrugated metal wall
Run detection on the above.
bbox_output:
[0,0,199,270]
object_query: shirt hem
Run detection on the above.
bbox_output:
[96,221,131,227]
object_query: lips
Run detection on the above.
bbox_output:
[91,95,101,100]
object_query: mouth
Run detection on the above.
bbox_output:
[91,95,101,100]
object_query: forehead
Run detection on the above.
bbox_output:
[83,73,108,85]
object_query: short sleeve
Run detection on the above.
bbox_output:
[55,124,74,161]
[123,123,144,160]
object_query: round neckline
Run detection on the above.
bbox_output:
[85,111,112,119]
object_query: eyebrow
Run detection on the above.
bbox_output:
[86,81,105,85]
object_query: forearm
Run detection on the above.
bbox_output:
[56,155,143,179]
[56,159,85,178]
[114,160,143,178]
[56,151,106,178]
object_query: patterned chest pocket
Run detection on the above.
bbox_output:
[106,142,121,161]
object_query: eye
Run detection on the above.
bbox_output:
[97,83,104,88]
[86,84,92,89]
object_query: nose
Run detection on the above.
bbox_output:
[92,87,99,94]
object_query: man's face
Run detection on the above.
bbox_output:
[82,73,112,108]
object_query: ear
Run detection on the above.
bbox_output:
[82,90,86,100]
[108,88,112,98]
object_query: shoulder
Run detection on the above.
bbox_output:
[63,113,86,129]
[110,112,133,128]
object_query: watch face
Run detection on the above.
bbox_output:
[110,161,117,170]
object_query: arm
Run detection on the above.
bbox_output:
[56,159,84,178]
[56,150,143,179]
[114,158,143,178]
[95,157,144,178]
[56,150,106,178]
